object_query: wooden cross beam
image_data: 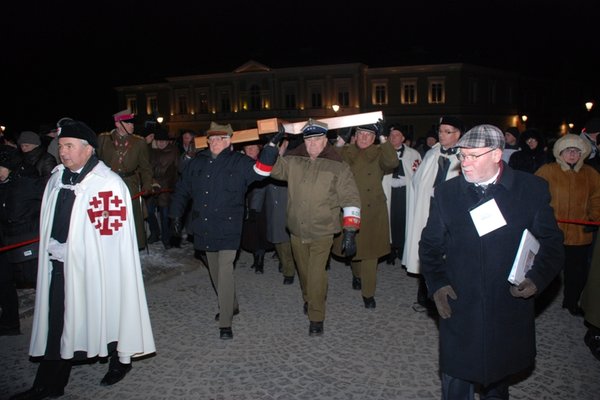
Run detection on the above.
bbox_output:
[257,111,383,135]
[194,111,383,149]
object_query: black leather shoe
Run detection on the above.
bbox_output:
[352,276,361,290]
[309,321,323,336]
[363,296,376,309]
[584,330,600,361]
[283,276,294,285]
[100,362,132,386]
[254,265,264,274]
[9,386,64,400]
[220,327,233,340]
[303,302,308,315]
[215,308,239,321]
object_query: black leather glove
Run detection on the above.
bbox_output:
[375,118,386,136]
[338,127,354,143]
[510,278,537,298]
[341,229,357,258]
[433,285,457,319]
[269,123,286,147]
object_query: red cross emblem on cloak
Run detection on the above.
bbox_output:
[86,191,127,235]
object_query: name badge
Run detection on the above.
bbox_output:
[469,198,506,237]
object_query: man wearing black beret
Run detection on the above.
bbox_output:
[10,120,155,400]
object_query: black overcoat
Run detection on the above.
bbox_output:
[419,163,564,385]
[170,147,275,251]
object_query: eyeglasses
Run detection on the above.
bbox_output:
[456,148,496,162]
[207,136,231,142]
[562,148,582,155]
[438,129,458,135]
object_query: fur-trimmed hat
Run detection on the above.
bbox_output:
[17,131,41,146]
[57,120,98,148]
[206,121,234,137]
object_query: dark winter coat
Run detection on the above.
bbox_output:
[419,163,564,385]
[169,146,277,251]
[21,146,57,183]
[0,169,44,262]
[331,140,399,259]
[149,143,179,207]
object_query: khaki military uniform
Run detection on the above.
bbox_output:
[97,130,153,249]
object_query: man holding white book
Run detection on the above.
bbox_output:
[419,124,564,399]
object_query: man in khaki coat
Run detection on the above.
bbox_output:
[270,119,361,336]
[97,110,153,250]
[332,123,399,308]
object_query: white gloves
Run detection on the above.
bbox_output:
[47,238,67,262]
[390,176,407,188]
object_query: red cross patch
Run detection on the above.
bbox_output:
[86,191,127,235]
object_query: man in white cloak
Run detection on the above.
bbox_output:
[402,116,464,312]
[10,120,155,400]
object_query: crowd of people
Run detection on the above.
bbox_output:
[1,111,600,399]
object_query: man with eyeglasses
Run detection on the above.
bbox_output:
[404,116,464,313]
[419,124,564,399]
[168,122,279,340]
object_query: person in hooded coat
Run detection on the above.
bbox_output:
[535,134,600,316]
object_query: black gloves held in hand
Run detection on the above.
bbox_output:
[341,229,357,258]
[510,278,537,298]
[433,285,457,319]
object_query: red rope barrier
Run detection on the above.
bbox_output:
[0,189,175,253]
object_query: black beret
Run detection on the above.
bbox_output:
[57,120,98,148]
[439,116,465,133]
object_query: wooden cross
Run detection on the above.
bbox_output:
[194,111,383,149]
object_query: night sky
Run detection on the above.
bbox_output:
[2,0,598,136]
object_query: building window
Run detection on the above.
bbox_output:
[250,85,261,111]
[219,90,231,112]
[197,92,209,114]
[146,94,158,116]
[372,80,388,105]
[468,79,479,104]
[428,78,445,104]
[126,97,138,115]
[309,86,323,108]
[334,79,351,108]
[401,79,417,104]
[177,95,188,115]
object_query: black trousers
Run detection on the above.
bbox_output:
[32,260,72,390]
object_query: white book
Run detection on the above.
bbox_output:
[508,229,540,285]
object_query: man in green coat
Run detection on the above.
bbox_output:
[332,123,399,308]
[97,110,153,250]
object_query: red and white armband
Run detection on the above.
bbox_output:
[343,206,361,230]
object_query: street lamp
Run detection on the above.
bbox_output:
[332,104,340,113]
[585,101,594,112]
[156,116,164,124]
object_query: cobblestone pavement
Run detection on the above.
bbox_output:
[2,241,599,399]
